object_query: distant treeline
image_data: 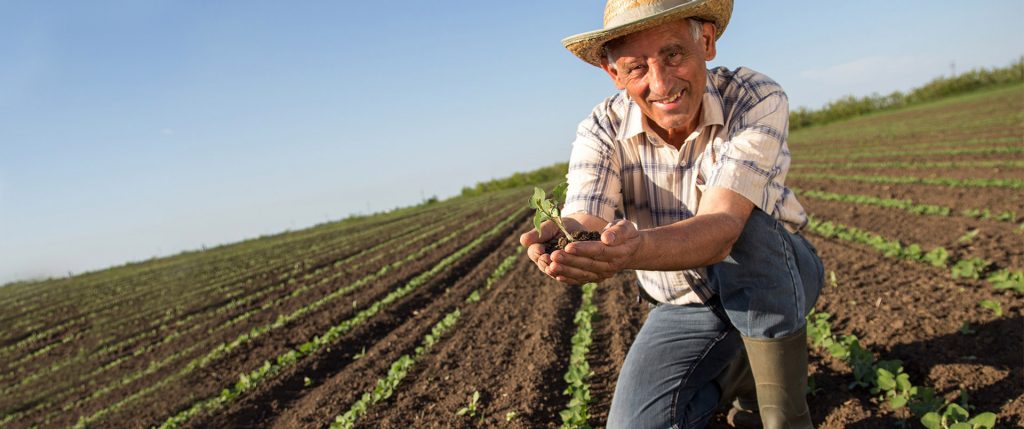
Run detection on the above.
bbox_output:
[790,57,1024,130]
[460,163,569,197]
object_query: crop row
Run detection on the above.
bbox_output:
[794,159,1024,172]
[330,247,522,428]
[0,200,476,414]
[0,206,435,381]
[149,208,526,429]
[795,134,1020,157]
[31,202,515,428]
[2,197,521,428]
[559,282,598,429]
[0,204,431,358]
[0,200,446,341]
[798,145,1024,162]
[807,311,997,429]
[790,173,1024,190]
[806,218,1024,295]
[792,188,1021,224]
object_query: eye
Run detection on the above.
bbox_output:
[627,64,646,76]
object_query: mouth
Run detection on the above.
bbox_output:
[650,91,684,110]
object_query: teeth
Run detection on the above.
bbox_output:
[655,93,680,103]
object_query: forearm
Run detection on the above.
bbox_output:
[630,212,744,271]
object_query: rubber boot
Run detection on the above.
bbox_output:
[715,352,762,429]
[742,330,814,429]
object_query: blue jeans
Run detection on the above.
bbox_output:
[607,301,740,429]
[607,210,823,428]
[709,209,824,338]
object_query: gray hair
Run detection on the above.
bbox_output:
[604,18,703,70]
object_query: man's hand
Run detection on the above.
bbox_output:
[519,217,582,278]
[547,219,642,285]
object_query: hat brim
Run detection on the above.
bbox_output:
[562,0,732,67]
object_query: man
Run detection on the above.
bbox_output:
[519,1,824,428]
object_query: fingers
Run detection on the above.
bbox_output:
[520,220,559,247]
[551,250,615,276]
[601,219,636,246]
[547,257,604,285]
[564,240,609,261]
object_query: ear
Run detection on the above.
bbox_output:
[600,56,627,90]
[700,21,717,61]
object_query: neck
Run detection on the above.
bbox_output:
[648,106,702,149]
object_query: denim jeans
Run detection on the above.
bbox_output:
[607,301,740,429]
[607,209,823,428]
[708,209,824,338]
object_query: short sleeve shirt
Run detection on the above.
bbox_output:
[562,66,808,305]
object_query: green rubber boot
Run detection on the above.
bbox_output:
[742,330,814,429]
[715,351,761,428]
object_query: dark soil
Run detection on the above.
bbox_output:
[544,230,602,254]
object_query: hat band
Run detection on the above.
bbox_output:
[604,0,701,28]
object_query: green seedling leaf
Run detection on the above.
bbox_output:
[534,210,546,236]
[531,187,545,209]
[944,403,969,422]
[528,182,575,244]
[978,299,1002,317]
[553,182,568,205]
[967,412,997,428]
[921,412,942,429]
[958,229,980,243]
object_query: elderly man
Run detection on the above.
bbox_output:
[520,1,823,428]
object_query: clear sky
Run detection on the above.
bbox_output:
[1,1,1022,284]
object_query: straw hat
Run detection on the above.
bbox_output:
[562,0,733,67]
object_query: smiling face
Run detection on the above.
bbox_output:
[600,19,717,143]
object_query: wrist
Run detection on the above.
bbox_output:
[629,226,650,270]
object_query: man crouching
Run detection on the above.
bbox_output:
[520,1,824,428]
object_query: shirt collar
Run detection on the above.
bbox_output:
[616,73,725,143]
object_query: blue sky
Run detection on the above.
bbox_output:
[1,1,1021,284]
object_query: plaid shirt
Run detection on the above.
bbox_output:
[563,66,808,305]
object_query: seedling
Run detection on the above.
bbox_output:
[529,182,601,253]
[951,258,990,280]
[303,376,312,387]
[505,411,518,422]
[456,390,481,418]
[978,299,1002,317]
[529,183,574,242]
[958,229,980,244]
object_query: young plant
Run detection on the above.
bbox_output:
[530,183,574,242]
[456,391,481,418]
[958,229,980,244]
[978,299,1002,317]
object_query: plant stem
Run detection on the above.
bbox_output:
[547,209,574,242]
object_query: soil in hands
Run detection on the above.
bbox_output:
[544,230,601,254]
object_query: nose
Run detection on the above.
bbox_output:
[646,60,672,97]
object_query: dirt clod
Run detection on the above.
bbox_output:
[544,230,601,254]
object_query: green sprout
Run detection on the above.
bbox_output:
[456,391,481,418]
[529,182,574,243]
[978,299,1002,317]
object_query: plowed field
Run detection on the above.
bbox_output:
[2,84,1022,428]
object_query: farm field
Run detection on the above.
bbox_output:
[1,84,1022,428]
